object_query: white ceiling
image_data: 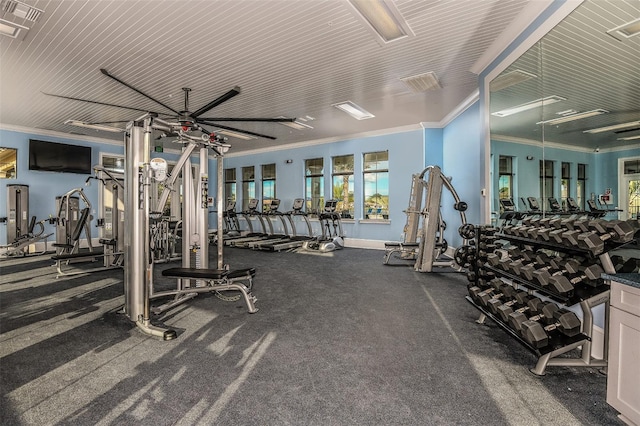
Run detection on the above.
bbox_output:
[0,0,532,152]
[490,0,640,151]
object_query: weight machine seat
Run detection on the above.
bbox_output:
[99,238,117,246]
[162,267,256,281]
[51,249,105,261]
[384,242,419,248]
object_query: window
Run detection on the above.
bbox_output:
[539,159,554,208]
[363,151,389,219]
[577,163,586,210]
[498,156,513,201]
[560,162,571,206]
[224,168,236,204]
[305,158,324,215]
[332,155,354,218]
[242,166,255,211]
[262,163,276,211]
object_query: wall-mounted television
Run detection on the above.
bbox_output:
[28,139,92,174]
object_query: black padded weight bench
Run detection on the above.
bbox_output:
[383,242,419,265]
[160,267,258,313]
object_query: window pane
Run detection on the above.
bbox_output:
[305,158,324,176]
[561,162,570,179]
[498,175,512,199]
[225,182,236,202]
[262,163,276,179]
[332,174,354,217]
[499,156,512,174]
[363,171,389,218]
[624,160,640,174]
[224,168,236,182]
[364,151,388,171]
[242,166,254,181]
[306,176,324,214]
[578,163,586,179]
[333,154,354,173]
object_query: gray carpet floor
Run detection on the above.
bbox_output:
[0,247,622,425]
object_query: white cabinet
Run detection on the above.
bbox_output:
[607,280,640,426]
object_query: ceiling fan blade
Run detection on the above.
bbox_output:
[43,92,167,115]
[100,68,179,115]
[196,117,296,122]
[191,86,241,118]
[198,121,276,140]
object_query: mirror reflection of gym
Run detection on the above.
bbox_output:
[0,147,17,179]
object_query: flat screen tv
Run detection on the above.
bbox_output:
[29,139,92,174]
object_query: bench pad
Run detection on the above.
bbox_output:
[162,268,228,280]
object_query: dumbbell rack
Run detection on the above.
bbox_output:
[463,224,614,376]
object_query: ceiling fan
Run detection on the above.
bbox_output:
[45,68,296,140]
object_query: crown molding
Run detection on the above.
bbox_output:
[438,89,479,127]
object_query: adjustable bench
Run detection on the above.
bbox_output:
[383,242,419,265]
[160,267,258,313]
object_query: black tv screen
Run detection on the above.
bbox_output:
[29,139,92,174]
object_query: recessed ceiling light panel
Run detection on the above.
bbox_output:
[347,0,413,44]
[492,95,566,117]
[536,109,608,125]
[400,72,441,93]
[332,101,375,120]
[608,17,640,41]
[583,121,640,134]
[0,17,28,39]
[64,119,125,133]
[617,135,640,141]
[216,129,256,140]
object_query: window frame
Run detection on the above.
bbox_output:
[331,154,355,218]
[362,151,389,220]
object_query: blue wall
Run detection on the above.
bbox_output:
[0,129,124,244]
[441,101,482,246]
[220,129,425,242]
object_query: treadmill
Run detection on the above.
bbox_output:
[226,198,267,246]
[246,199,290,248]
[258,198,315,252]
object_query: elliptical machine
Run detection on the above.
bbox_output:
[303,199,344,252]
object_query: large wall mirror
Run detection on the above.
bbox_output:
[0,147,17,179]
[490,0,640,221]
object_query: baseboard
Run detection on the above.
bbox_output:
[343,238,386,250]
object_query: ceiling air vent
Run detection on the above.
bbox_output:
[400,72,441,93]
[1,0,43,22]
[490,69,537,92]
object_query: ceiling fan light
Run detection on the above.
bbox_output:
[332,101,375,120]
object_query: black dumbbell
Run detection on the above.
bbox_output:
[477,284,517,307]
[548,263,604,295]
[531,258,582,287]
[488,290,529,316]
[577,220,635,254]
[521,307,582,348]
[468,279,503,302]
[497,296,541,323]
[508,300,556,331]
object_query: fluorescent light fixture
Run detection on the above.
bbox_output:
[491,95,566,117]
[490,69,537,92]
[64,119,124,133]
[400,72,441,93]
[216,129,255,140]
[536,109,608,125]
[583,121,640,134]
[347,0,413,44]
[332,101,375,120]
[617,135,640,141]
[608,17,640,41]
[277,116,313,130]
[0,18,28,39]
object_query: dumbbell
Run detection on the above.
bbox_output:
[497,296,542,323]
[611,255,640,273]
[548,263,604,295]
[477,284,518,307]
[488,290,529,317]
[531,258,581,287]
[508,300,556,332]
[521,307,582,348]
[468,279,504,303]
[577,220,635,254]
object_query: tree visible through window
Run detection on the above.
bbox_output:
[332,155,354,218]
[242,166,255,211]
[224,168,236,204]
[262,163,276,211]
[498,156,513,201]
[305,158,324,215]
[363,151,389,219]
